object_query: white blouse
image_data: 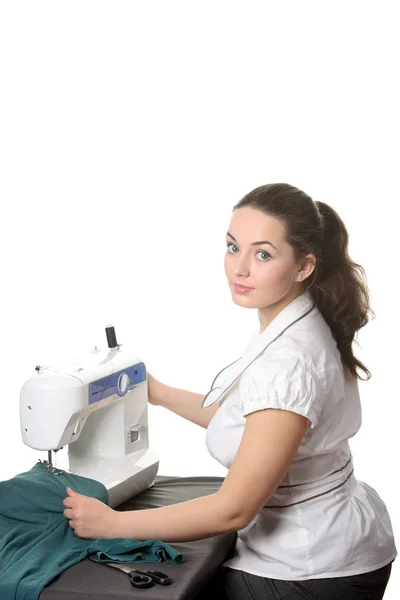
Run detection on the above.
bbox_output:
[205,292,397,580]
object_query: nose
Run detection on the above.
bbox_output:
[233,255,251,278]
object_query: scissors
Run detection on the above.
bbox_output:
[89,556,172,589]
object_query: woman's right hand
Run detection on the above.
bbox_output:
[147,372,165,406]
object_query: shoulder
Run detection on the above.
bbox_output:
[239,347,322,428]
[240,345,318,389]
[274,307,343,380]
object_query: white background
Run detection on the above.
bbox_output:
[0,1,399,597]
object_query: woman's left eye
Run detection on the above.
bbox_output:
[257,251,271,261]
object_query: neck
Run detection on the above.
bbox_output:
[258,289,304,332]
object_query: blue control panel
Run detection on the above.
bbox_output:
[88,361,147,405]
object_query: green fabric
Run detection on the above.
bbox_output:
[0,463,182,600]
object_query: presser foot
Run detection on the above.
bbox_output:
[38,450,64,475]
[38,459,64,475]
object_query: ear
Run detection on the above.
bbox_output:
[299,253,316,280]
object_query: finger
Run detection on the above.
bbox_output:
[68,521,84,537]
[66,487,86,497]
[63,508,74,519]
[63,498,75,508]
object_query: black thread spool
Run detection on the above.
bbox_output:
[105,325,118,349]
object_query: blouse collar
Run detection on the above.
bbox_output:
[202,291,316,408]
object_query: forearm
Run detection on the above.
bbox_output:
[112,494,239,542]
[159,385,219,428]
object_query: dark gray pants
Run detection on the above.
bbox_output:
[196,561,393,599]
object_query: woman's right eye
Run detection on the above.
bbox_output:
[227,243,238,253]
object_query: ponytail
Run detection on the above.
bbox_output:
[310,201,372,380]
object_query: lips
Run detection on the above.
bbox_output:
[233,283,253,293]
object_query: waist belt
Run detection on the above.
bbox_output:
[264,457,354,509]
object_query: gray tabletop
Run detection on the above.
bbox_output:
[40,475,237,600]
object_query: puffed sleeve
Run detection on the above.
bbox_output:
[239,351,321,429]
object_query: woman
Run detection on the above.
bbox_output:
[63,183,397,599]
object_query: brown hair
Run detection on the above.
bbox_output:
[233,183,373,380]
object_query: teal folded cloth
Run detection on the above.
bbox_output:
[0,463,182,600]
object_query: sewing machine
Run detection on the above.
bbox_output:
[19,326,159,508]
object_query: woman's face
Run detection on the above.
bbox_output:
[224,207,314,322]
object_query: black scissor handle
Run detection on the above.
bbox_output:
[129,572,153,589]
[145,570,172,585]
[132,569,172,586]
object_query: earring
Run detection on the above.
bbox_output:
[296,275,302,281]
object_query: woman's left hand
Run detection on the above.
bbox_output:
[63,487,118,539]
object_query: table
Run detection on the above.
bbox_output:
[39,475,237,600]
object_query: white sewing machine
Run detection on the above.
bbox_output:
[19,326,159,508]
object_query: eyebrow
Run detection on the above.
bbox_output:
[226,231,277,251]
